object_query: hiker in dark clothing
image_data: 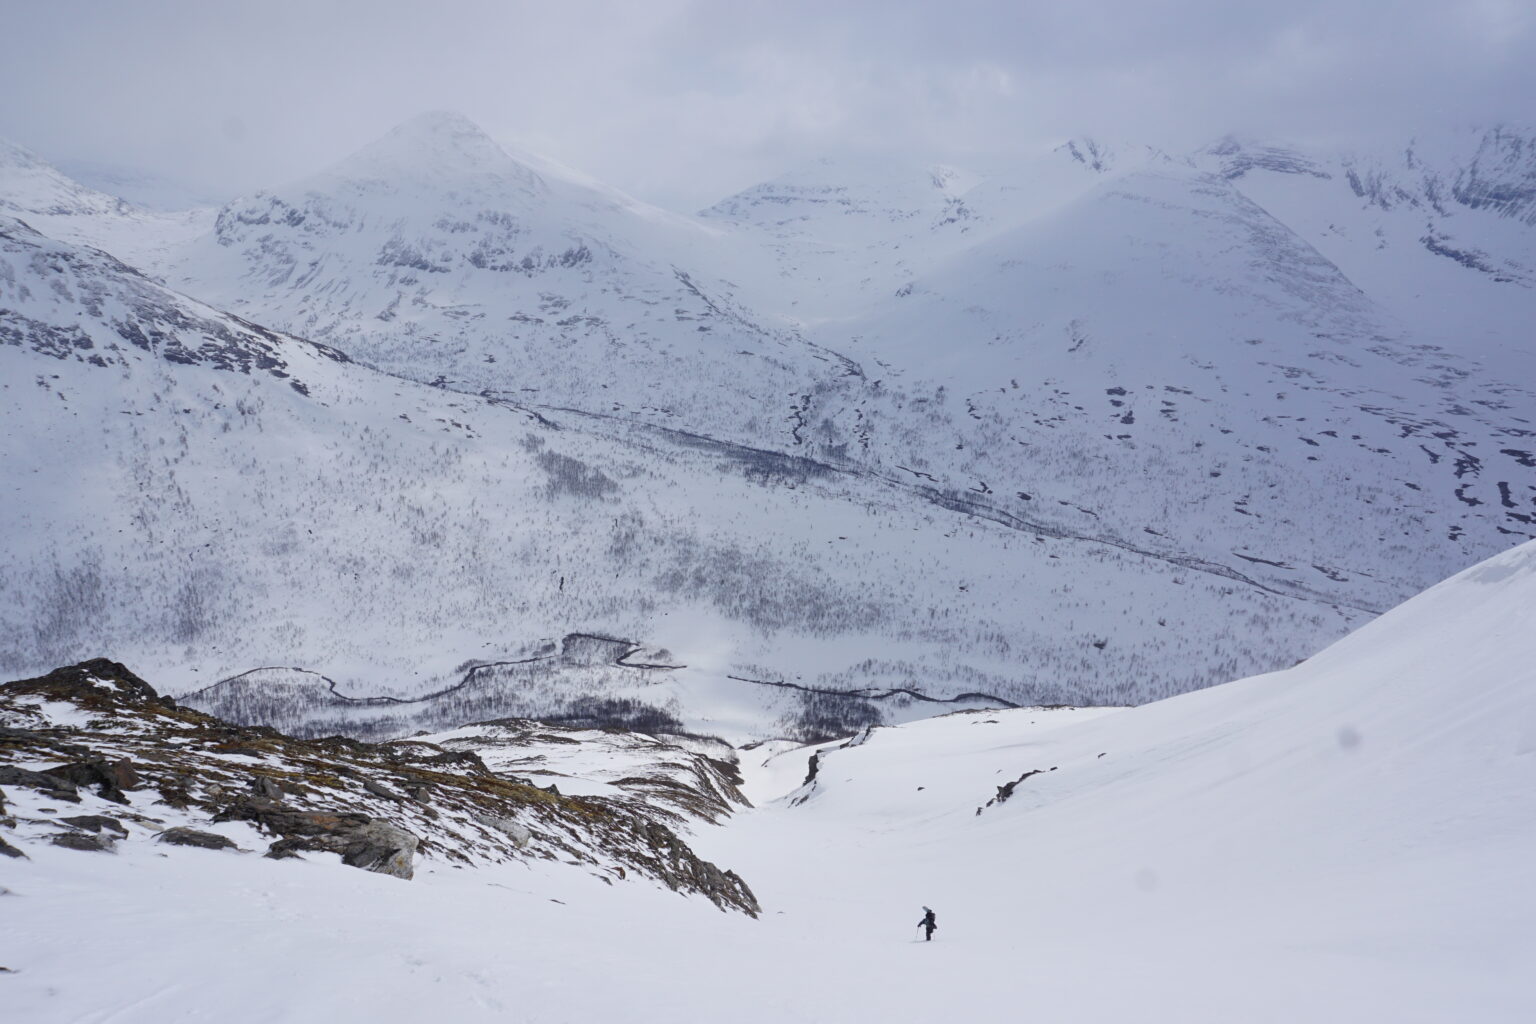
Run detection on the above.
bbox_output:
[918,906,937,941]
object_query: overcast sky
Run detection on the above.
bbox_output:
[2,0,1533,210]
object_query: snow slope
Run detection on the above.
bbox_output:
[5,541,1532,1022]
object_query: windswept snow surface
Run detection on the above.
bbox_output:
[6,542,1534,1022]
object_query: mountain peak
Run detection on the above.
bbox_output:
[328,110,545,193]
[1057,137,1115,172]
[0,136,45,170]
[1196,135,1330,181]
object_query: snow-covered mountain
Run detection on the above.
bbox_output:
[1196,129,1536,380]
[6,538,1533,1021]
[2,115,1534,741]
[0,138,210,269]
[8,208,1344,737]
[818,155,1536,600]
[162,111,851,449]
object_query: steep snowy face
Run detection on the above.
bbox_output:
[1449,124,1536,224]
[0,138,135,221]
[0,215,345,387]
[0,138,211,267]
[1352,124,1536,226]
[171,112,834,448]
[1190,127,1536,380]
[1199,135,1334,180]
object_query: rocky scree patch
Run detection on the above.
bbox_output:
[0,659,758,914]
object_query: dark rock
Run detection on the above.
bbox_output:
[3,659,165,704]
[61,814,129,836]
[635,820,758,916]
[362,778,404,802]
[157,780,195,809]
[0,765,80,803]
[0,764,72,791]
[157,827,237,851]
[50,831,114,852]
[250,776,286,800]
[0,835,25,859]
[215,794,369,837]
[263,818,417,878]
[43,760,138,804]
[214,794,412,876]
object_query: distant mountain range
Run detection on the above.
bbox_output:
[2,116,1532,741]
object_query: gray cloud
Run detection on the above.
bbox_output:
[2,0,1532,210]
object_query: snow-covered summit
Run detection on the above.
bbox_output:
[170,112,842,449]
[1197,134,1333,180]
[701,153,983,230]
[316,110,547,197]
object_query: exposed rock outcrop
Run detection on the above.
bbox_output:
[1,660,759,914]
[156,827,238,851]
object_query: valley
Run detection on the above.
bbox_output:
[4,118,1533,739]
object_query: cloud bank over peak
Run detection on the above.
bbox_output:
[0,1,1532,210]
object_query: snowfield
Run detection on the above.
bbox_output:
[5,541,1533,1022]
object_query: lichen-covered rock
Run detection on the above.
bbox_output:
[1,660,758,911]
[264,817,418,879]
[249,776,286,800]
[473,813,532,849]
[8,659,166,705]
[635,821,759,916]
[339,820,417,879]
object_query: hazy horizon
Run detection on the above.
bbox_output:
[3,1,1534,211]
